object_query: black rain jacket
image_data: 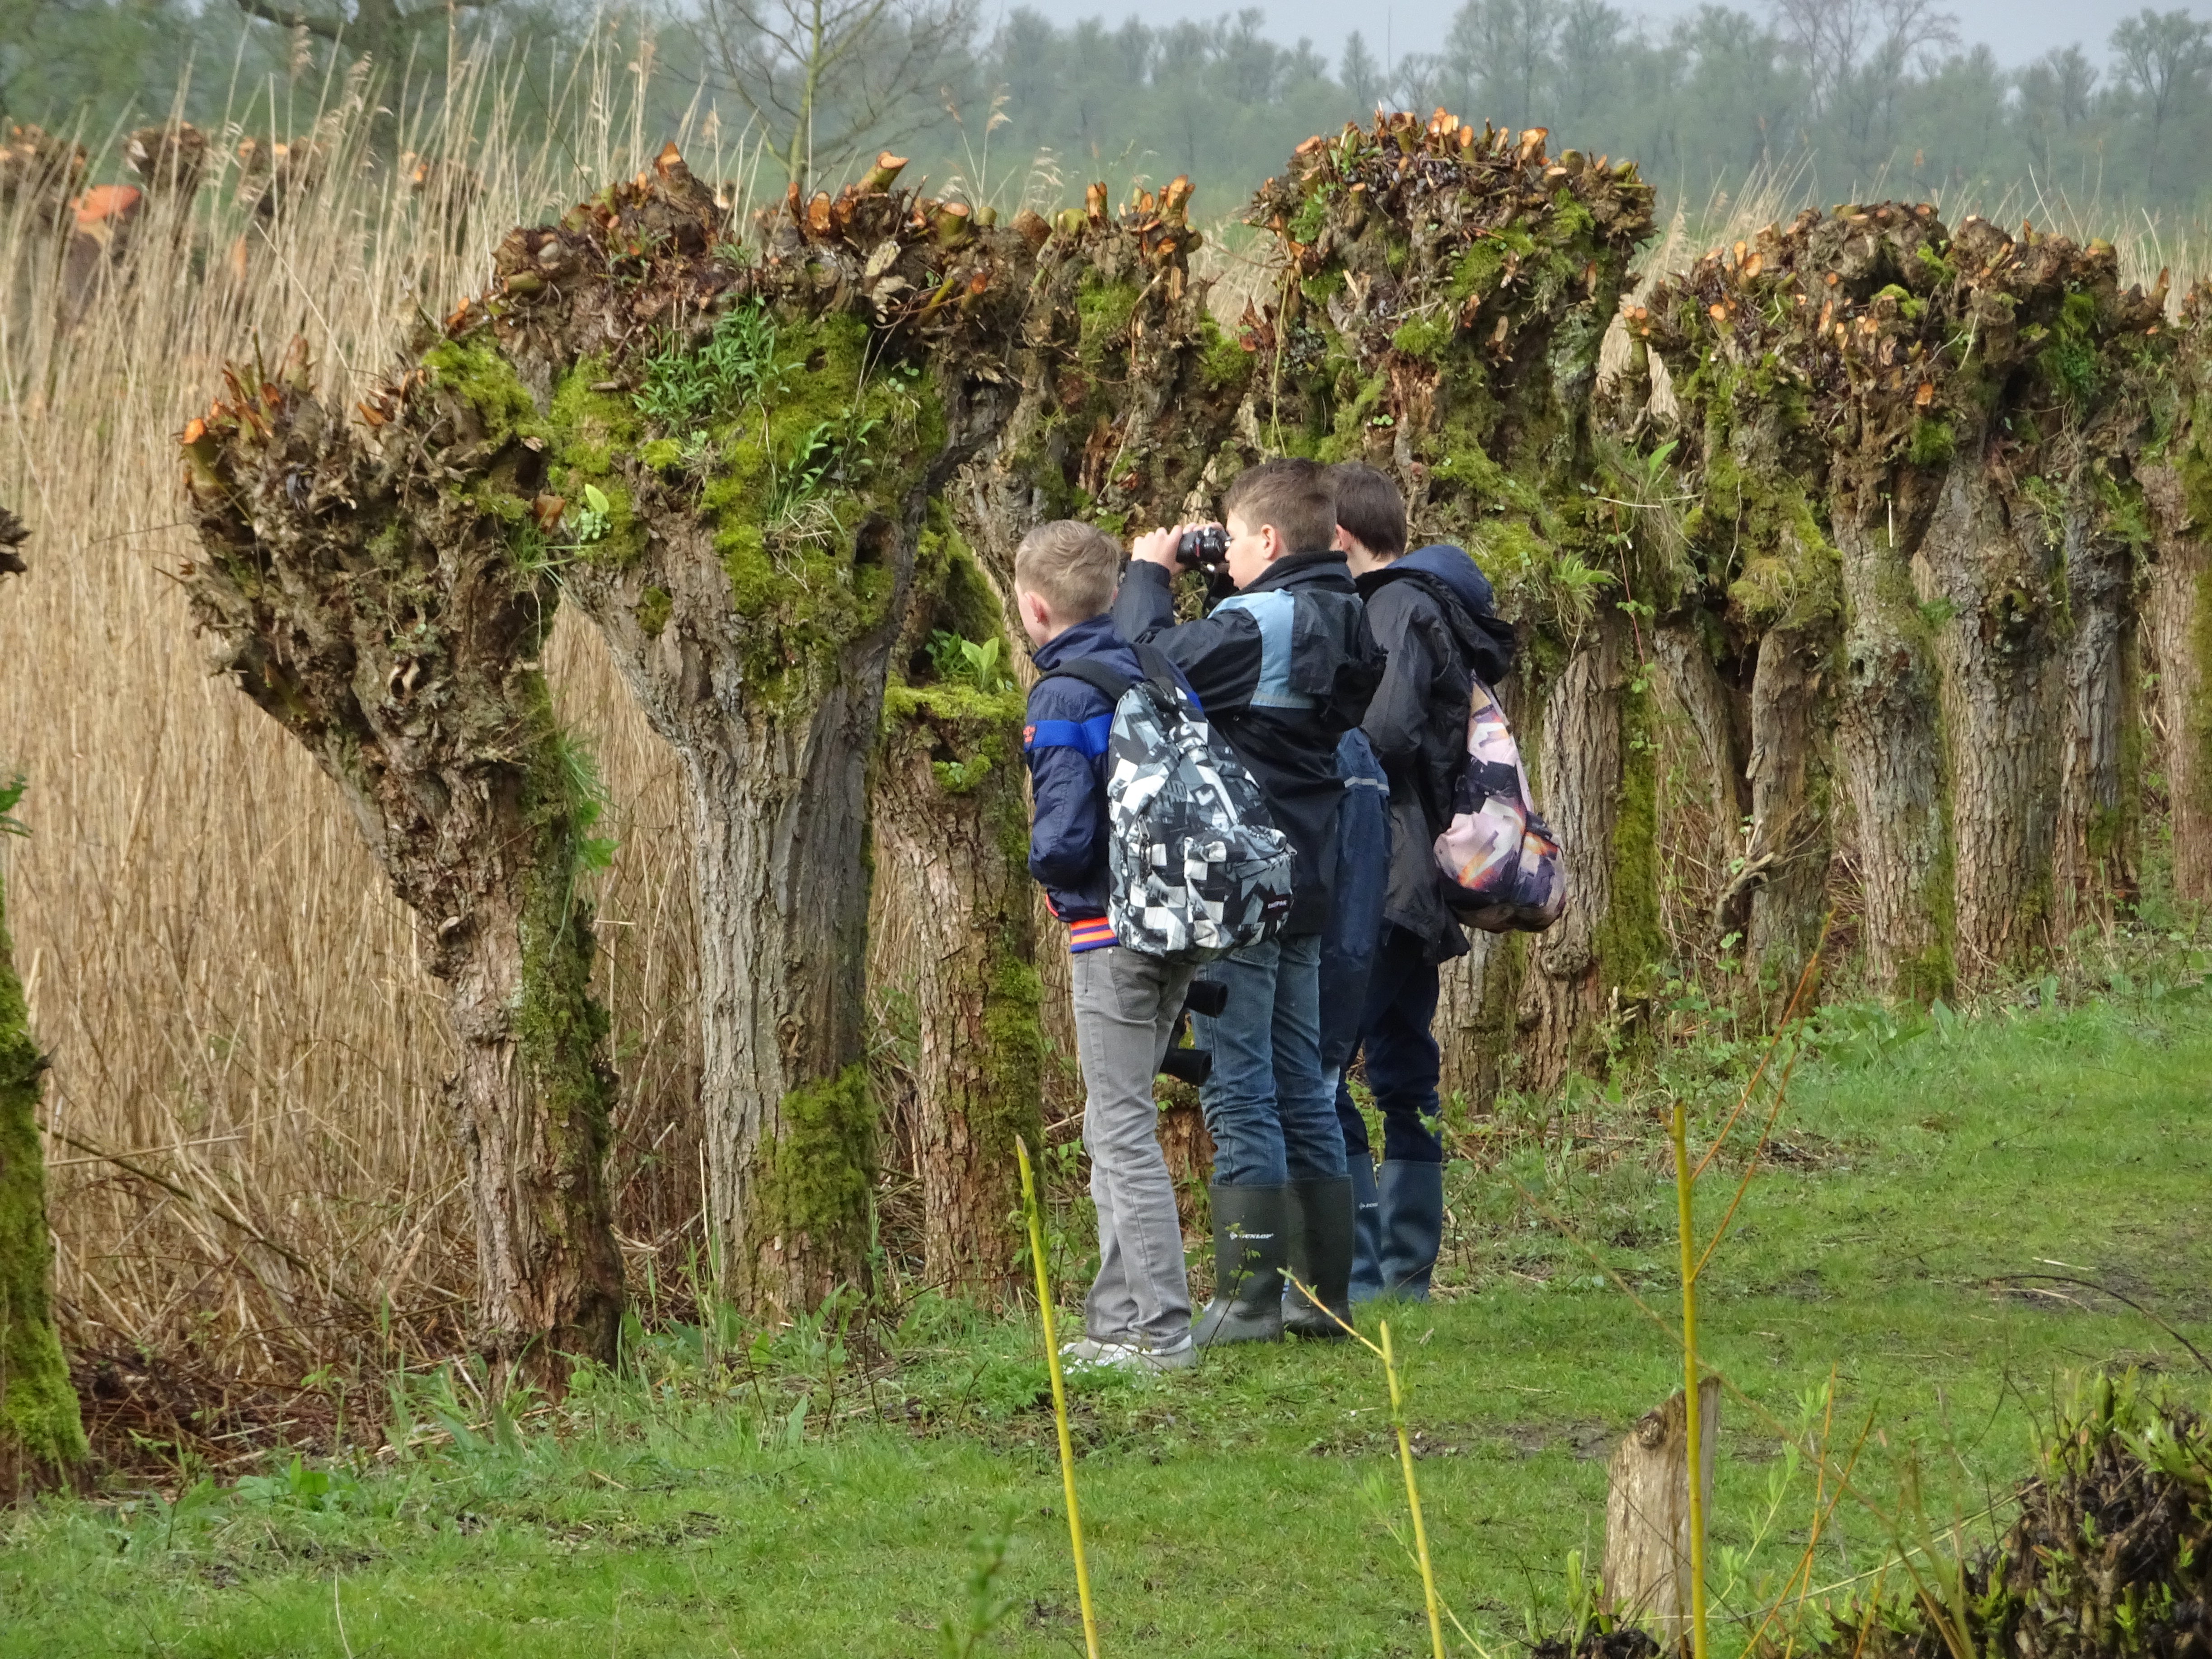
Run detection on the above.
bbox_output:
[1112,550,1383,935]
[1356,544,1518,962]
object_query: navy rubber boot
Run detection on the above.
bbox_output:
[1375,1160,1444,1300]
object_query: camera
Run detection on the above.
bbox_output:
[1156,979,1228,1087]
[1175,525,1228,571]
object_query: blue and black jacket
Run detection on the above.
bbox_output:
[1112,550,1384,936]
[1022,614,1199,952]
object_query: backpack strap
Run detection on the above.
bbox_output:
[1131,643,1188,709]
[1038,658,1135,704]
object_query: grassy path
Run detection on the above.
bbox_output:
[5,986,2207,1656]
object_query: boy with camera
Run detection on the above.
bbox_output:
[1325,462,1516,1300]
[1016,520,1205,1373]
[1116,458,1383,1345]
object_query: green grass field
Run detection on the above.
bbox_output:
[5,976,2208,1658]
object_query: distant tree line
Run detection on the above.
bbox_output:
[5,0,2210,252]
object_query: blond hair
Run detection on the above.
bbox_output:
[1013,519,1121,622]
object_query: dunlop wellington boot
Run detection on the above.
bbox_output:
[1190,1182,1287,1348]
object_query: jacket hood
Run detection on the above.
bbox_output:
[1362,544,1517,685]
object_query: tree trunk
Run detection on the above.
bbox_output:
[1834,496,1953,1001]
[1742,625,1834,1008]
[1519,611,1653,1089]
[1601,1377,1721,1647]
[180,344,624,1386]
[2142,463,2212,903]
[1919,460,2063,974]
[867,543,1043,1300]
[1,806,87,1496]
[2054,500,2140,932]
[1652,623,1750,962]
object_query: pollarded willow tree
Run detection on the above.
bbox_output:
[2141,284,2212,908]
[1614,205,2165,998]
[179,341,626,1386]
[1238,111,1656,1092]
[448,149,1052,1312]
[0,507,87,1496]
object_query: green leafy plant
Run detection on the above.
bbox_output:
[0,769,25,836]
[564,482,613,548]
[637,304,783,432]
[938,1514,1021,1658]
[925,631,1012,693]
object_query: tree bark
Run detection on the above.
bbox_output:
[2054,499,2140,932]
[1834,499,1953,1000]
[1519,611,1651,1089]
[2142,462,2212,903]
[1742,625,1834,1006]
[1652,623,1750,959]
[1919,460,2064,974]
[866,533,1043,1302]
[180,344,624,1386]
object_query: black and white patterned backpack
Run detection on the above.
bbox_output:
[1042,643,1293,961]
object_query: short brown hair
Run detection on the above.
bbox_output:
[1327,462,1406,558]
[1222,458,1336,554]
[1014,519,1120,621]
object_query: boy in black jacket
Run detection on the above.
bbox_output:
[1114,458,1383,1345]
[1018,520,1202,1372]
[1327,462,1516,1300]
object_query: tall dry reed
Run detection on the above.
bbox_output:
[0,37,717,1385]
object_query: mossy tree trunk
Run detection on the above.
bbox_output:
[472,150,1039,1313]
[1244,112,1655,1088]
[179,345,624,1387]
[1624,204,2162,998]
[867,516,1041,1301]
[2143,456,2212,904]
[0,512,87,1498]
[1741,623,1834,1006]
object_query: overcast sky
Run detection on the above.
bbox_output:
[1015,0,2212,72]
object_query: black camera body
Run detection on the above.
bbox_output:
[1175,525,1228,571]
[1157,978,1228,1087]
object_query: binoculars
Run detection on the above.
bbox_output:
[1158,978,1227,1087]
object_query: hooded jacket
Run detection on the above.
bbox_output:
[1022,614,1199,949]
[1113,550,1383,935]
[1356,543,1518,962]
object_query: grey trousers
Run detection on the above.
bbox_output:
[1071,945,1198,1349]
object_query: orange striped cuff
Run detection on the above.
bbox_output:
[1067,915,1117,953]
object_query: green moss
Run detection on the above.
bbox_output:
[1391,314,1453,361]
[634,586,672,640]
[2040,290,2101,405]
[1077,276,1141,367]
[751,1063,875,1270]
[639,438,684,473]
[1197,317,1254,394]
[0,842,87,1475]
[1907,417,1956,467]
[975,956,1045,1179]
[422,338,544,453]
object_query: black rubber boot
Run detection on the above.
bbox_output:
[1376,1160,1445,1300]
[1282,1175,1355,1340]
[1190,1183,1286,1348]
[1347,1154,1384,1303]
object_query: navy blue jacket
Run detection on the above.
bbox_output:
[1357,544,1519,961]
[1113,550,1383,935]
[1022,614,1198,938]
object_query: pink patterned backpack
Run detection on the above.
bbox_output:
[1433,678,1568,933]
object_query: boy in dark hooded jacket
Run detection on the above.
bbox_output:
[1114,458,1384,1345]
[1327,462,1516,1300]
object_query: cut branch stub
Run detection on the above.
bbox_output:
[428,141,1056,1312]
[1626,203,2165,994]
[178,337,626,1386]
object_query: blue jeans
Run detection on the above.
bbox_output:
[1335,924,1446,1166]
[1192,931,1346,1186]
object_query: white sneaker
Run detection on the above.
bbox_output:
[1064,1336,1196,1374]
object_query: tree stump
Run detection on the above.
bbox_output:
[1601,1376,1720,1647]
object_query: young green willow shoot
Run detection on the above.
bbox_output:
[1015,1137,1101,1659]
[1284,1275,1484,1659]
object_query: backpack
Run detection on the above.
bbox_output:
[1041,643,1294,961]
[1434,676,1569,933]
[1319,729,1390,1074]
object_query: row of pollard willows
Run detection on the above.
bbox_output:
[183,106,2212,1365]
[1600,204,2177,1010]
[169,112,1664,1368]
